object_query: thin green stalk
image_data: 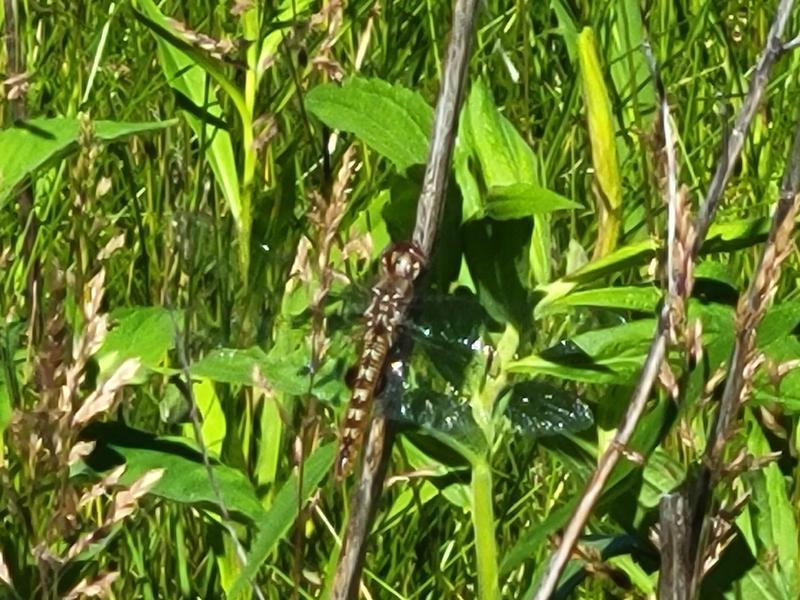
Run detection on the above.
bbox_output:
[471,457,500,600]
[238,5,260,284]
[469,325,517,599]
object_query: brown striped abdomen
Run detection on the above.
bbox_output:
[335,327,391,479]
[335,243,423,480]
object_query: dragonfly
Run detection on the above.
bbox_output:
[330,243,594,480]
[335,241,425,479]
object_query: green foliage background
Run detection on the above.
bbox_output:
[2,1,800,598]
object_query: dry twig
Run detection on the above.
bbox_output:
[330,0,479,597]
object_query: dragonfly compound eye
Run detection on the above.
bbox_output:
[382,242,424,279]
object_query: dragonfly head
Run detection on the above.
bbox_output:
[382,242,425,280]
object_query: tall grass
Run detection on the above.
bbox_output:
[2,1,800,598]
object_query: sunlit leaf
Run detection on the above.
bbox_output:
[0,117,175,207]
[77,423,267,525]
[306,77,434,171]
[182,378,226,455]
[96,307,178,379]
[537,285,661,316]
[483,184,580,220]
[577,27,621,257]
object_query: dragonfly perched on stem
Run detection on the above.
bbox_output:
[328,249,594,481]
[335,241,425,479]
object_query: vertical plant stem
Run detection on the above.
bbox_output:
[239,5,259,284]
[470,324,516,599]
[332,2,479,597]
[472,458,500,600]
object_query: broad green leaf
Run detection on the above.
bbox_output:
[757,301,800,348]
[577,27,621,257]
[695,260,739,290]
[190,347,271,386]
[535,216,783,318]
[454,117,483,222]
[508,319,655,384]
[462,80,539,188]
[460,80,552,283]
[182,378,226,455]
[253,388,284,494]
[506,354,643,385]
[724,564,785,600]
[563,239,658,283]
[746,415,799,596]
[305,77,434,171]
[190,346,312,396]
[96,307,177,379]
[78,423,267,525]
[483,184,580,220]
[463,218,532,329]
[556,317,655,360]
[537,285,661,316]
[639,448,685,508]
[229,443,336,597]
[0,117,175,206]
[704,216,774,250]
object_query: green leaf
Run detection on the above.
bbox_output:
[305,77,434,171]
[229,443,336,596]
[0,117,176,207]
[725,565,786,600]
[564,239,659,283]
[182,379,226,455]
[535,215,783,317]
[577,27,621,257]
[639,449,685,509]
[704,216,774,251]
[462,80,540,188]
[190,346,314,396]
[190,347,271,387]
[96,307,177,379]
[508,319,655,384]
[78,423,267,525]
[537,285,661,316]
[459,80,552,284]
[757,302,800,348]
[482,184,581,220]
[746,415,800,596]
